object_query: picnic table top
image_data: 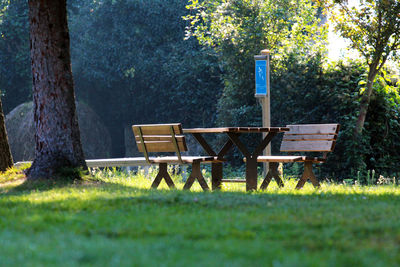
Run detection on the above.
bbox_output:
[183,127,290,134]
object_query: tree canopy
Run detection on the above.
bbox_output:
[322,0,400,135]
[184,0,327,129]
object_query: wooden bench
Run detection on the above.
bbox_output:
[256,124,340,189]
[132,123,224,191]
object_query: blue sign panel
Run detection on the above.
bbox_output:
[255,60,267,96]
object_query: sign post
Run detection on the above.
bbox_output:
[254,49,271,174]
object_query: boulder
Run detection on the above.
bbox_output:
[5,102,112,161]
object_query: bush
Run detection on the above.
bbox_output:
[218,54,400,181]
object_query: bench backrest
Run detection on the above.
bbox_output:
[132,123,188,163]
[280,124,340,157]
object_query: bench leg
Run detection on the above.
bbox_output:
[151,163,175,189]
[260,162,284,190]
[183,161,210,191]
[296,162,320,189]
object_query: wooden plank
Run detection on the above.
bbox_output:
[234,127,289,133]
[301,156,326,163]
[255,155,303,162]
[183,127,232,133]
[280,140,334,152]
[183,127,289,134]
[149,156,218,164]
[132,124,182,135]
[286,124,339,135]
[136,141,187,153]
[134,135,185,142]
[283,134,336,141]
[85,157,150,167]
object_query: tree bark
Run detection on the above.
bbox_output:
[354,68,378,137]
[27,0,86,179]
[0,95,13,172]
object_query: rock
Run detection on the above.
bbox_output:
[5,102,112,161]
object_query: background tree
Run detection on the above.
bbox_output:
[27,0,86,179]
[324,0,400,136]
[69,0,222,156]
[1,0,222,158]
[0,0,31,114]
[0,93,13,171]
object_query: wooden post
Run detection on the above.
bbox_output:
[255,49,271,175]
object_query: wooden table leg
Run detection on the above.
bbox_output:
[211,162,223,190]
[245,157,258,191]
[260,162,284,190]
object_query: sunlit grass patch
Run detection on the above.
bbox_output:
[0,163,29,186]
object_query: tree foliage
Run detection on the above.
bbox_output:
[69,0,222,155]
[272,57,400,180]
[184,0,327,128]
[322,0,400,135]
[0,0,222,157]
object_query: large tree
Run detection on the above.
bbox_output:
[324,0,400,136]
[27,0,86,179]
[0,93,13,172]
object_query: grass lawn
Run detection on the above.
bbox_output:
[1,166,400,266]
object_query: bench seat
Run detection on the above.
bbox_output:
[148,156,224,164]
[255,155,326,164]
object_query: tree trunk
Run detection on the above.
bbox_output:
[27,0,87,179]
[354,68,378,137]
[0,95,13,172]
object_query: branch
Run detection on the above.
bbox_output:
[330,4,369,61]
[338,2,371,39]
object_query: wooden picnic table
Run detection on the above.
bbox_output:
[183,127,289,191]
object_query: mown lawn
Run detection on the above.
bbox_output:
[0,166,400,266]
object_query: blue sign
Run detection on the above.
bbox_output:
[255,60,267,96]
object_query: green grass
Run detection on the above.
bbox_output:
[1,166,400,266]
